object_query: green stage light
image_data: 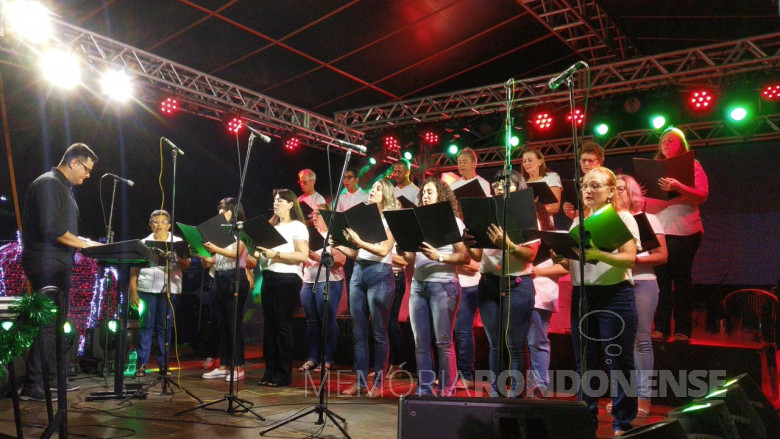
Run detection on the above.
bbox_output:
[509,135,520,147]
[107,319,118,333]
[403,150,414,160]
[1,321,12,330]
[651,115,666,129]
[447,144,459,156]
[728,106,747,121]
[595,123,609,136]
[63,320,73,334]
[368,157,377,165]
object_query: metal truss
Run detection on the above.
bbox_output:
[336,32,780,130]
[516,0,639,65]
[422,114,780,172]
[43,20,366,153]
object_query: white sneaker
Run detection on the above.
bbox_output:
[225,370,245,381]
[202,368,228,379]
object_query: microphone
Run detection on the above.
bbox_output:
[334,139,367,154]
[161,137,185,155]
[245,126,272,143]
[547,61,588,90]
[103,173,134,187]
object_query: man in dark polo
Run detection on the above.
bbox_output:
[20,142,100,401]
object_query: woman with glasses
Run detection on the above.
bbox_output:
[200,197,251,382]
[644,127,708,343]
[608,174,668,417]
[298,204,345,374]
[332,179,398,398]
[541,167,640,436]
[396,178,470,396]
[520,148,562,217]
[256,189,309,387]
[463,170,539,398]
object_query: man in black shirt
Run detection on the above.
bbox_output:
[20,142,99,401]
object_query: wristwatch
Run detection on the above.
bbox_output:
[437,254,445,262]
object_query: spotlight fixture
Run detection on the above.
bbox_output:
[160,97,178,115]
[688,90,715,111]
[422,130,440,145]
[760,84,780,100]
[668,399,739,439]
[567,109,585,126]
[100,70,133,102]
[701,384,767,439]
[40,49,81,89]
[227,117,242,134]
[403,150,414,160]
[284,136,300,151]
[6,0,53,44]
[594,123,609,136]
[383,135,400,152]
[533,112,553,130]
[651,115,666,130]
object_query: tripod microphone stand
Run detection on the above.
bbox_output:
[176,133,264,420]
[260,147,354,438]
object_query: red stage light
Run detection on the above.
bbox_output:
[227,117,242,134]
[534,113,552,130]
[284,137,300,151]
[761,84,780,100]
[423,131,439,144]
[689,90,715,110]
[160,97,178,115]
[567,109,585,126]
[384,135,399,151]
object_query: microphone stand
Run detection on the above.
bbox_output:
[563,75,590,401]
[121,143,202,404]
[176,133,264,420]
[260,148,353,438]
[98,178,119,385]
[496,80,513,397]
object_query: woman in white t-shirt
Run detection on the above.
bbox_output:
[521,148,562,217]
[546,167,640,436]
[616,174,667,416]
[256,189,309,387]
[333,179,398,398]
[298,204,345,373]
[644,126,708,342]
[463,170,539,398]
[397,178,470,396]
[200,198,250,382]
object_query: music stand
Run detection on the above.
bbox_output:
[176,132,264,420]
[120,142,201,405]
[260,147,354,438]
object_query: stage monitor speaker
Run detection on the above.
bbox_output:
[397,396,595,439]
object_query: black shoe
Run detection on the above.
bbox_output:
[19,387,56,402]
[50,382,80,392]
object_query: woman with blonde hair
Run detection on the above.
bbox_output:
[333,179,398,397]
[520,148,562,217]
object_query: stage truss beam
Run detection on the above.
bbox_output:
[516,0,639,65]
[335,32,780,130]
[42,20,366,153]
[421,115,780,172]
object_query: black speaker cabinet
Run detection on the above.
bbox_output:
[397,396,595,439]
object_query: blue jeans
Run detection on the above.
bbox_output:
[633,279,658,400]
[571,282,638,432]
[388,270,406,365]
[478,273,535,397]
[299,280,343,365]
[454,285,479,381]
[527,308,552,394]
[137,291,181,367]
[350,260,394,389]
[409,279,461,396]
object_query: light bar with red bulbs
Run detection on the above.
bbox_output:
[567,109,585,126]
[689,90,714,110]
[534,113,552,130]
[227,117,242,133]
[761,84,780,100]
[160,97,178,115]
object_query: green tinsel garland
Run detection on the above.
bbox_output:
[0,294,57,378]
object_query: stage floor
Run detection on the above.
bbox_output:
[0,348,677,439]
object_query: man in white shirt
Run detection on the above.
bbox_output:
[298,169,326,222]
[392,159,419,206]
[449,147,490,196]
[335,168,369,212]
